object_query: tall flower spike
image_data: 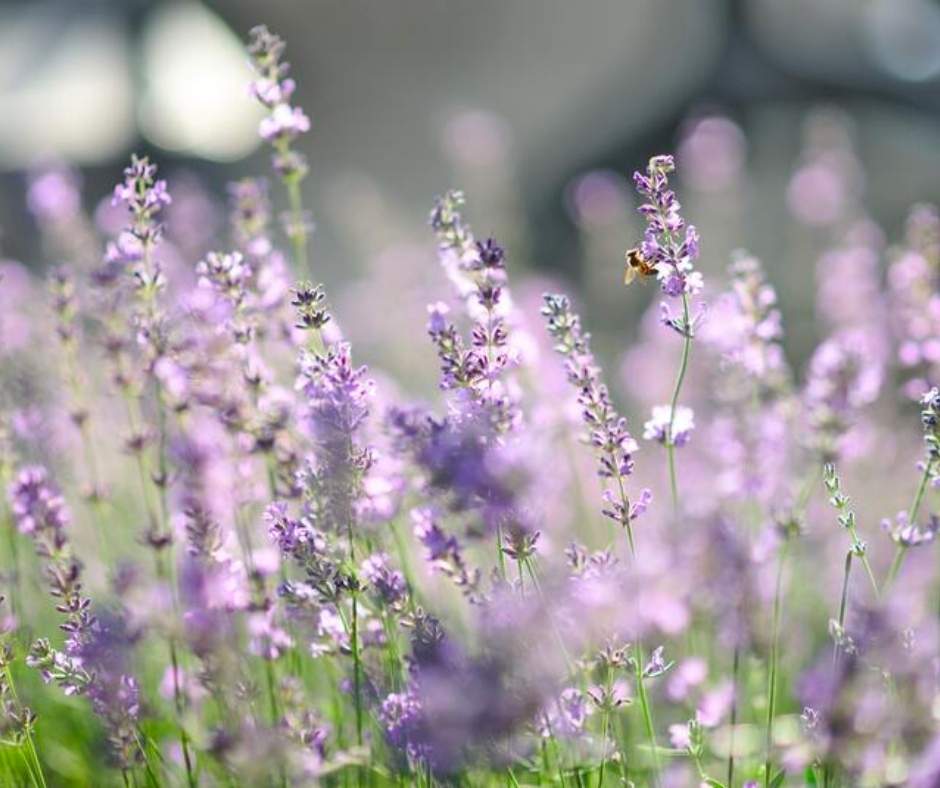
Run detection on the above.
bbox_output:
[428,192,519,436]
[632,155,702,298]
[108,154,171,272]
[921,387,940,471]
[411,506,483,603]
[247,25,312,273]
[803,330,883,463]
[109,154,172,368]
[634,154,701,511]
[541,294,651,551]
[716,252,790,391]
[229,178,273,259]
[248,25,310,178]
[888,204,940,400]
[8,467,141,767]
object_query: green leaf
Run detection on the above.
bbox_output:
[804,765,819,785]
[770,770,787,788]
[703,779,727,787]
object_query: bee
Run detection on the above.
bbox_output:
[623,246,657,286]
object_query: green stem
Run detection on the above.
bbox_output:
[148,385,196,788]
[884,458,934,590]
[665,293,692,513]
[597,668,614,787]
[764,538,790,788]
[495,524,508,582]
[521,558,575,674]
[16,747,41,788]
[833,551,852,669]
[285,175,308,275]
[3,506,19,621]
[633,643,660,786]
[614,475,635,558]
[823,552,853,788]
[4,665,46,788]
[265,659,288,788]
[389,519,417,598]
[728,645,740,788]
[264,658,281,724]
[610,475,661,786]
[154,554,196,788]
[351,593,364,748]
[23,735,45,788]
[690,748,708,782]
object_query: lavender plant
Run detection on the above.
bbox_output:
[632,154,703,510]
[1,21,940,788]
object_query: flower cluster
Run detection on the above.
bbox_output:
[888,204,940,399]
[921,386,940,468]
[8,467,140,767]
[541,294,650,541]
[705,252,789,391]
[882,510,939,548]
[632,154,702,297]
[803,330,883,461]
[298,342,375,532]
[248,25,310,180]
[108,155,174,370]
[412,507,483,602]
[108,154,171,271]
[428,191,518,435]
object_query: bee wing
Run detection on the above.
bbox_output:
[623,263,637,286]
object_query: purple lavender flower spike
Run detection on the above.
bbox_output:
[248,25,310,182]
[632,155,703,299]
[428,191,520,436]
[9,466,141,767]
[541,293,649,547]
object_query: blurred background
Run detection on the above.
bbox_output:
[2,0,940,377]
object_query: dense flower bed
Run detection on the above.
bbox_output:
[1,23,940,788]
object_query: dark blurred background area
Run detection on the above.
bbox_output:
[2,0,940,371]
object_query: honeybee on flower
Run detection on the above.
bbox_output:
[623,245,658,286]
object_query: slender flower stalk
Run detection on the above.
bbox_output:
[727,645,740,787]
[109,156,200,786]
[426,192,525,581]
[8,467,142,772]
[632,155,702,511]
[818,466,871,787]
[0,597,44,788]
[665,294,692,508]
[541,293,659,782]
[248,25,312,274]
[49,268,104,508]
[428,190,520,437]
[0,422,20,620]
[823,463,879,598]
[764,533,791,788]
[541,294,650,554]
[884,387,940,589]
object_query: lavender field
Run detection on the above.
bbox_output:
[3,15,940,788]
